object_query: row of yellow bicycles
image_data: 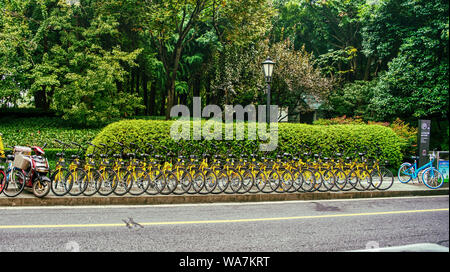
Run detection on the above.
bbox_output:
[49,140,394,197]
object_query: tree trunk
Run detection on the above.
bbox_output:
[143,72,149,115]
[164,47,183,120]
[34,86,49,110]
[149,80,156,116]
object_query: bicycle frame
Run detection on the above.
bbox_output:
[404,157,435,179]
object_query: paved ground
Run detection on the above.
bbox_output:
[0,195,448,252]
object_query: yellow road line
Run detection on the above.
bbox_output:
[0,208,448,230]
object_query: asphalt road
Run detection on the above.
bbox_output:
[0,195,448,252]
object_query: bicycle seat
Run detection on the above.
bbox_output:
[411,156,420,160]
[7,154,14,160]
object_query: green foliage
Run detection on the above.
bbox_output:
[314,116,417,161]
[90,119,403,167]
[0,117,100,148]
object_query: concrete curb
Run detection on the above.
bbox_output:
[1,188,448,207]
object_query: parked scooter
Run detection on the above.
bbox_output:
[12,144,51,198]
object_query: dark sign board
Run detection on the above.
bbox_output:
[417,120,431,167]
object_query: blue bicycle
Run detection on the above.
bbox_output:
[397,153,444,189]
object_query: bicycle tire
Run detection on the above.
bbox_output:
[172,168,192,195]
[277,169,294,193]
[342,169,358,191]
[212,168,229,194]
[0,169,5,195]
[83,169,102,196]
[68,168,88,196]
[3,168,26,197]
[353,169,372,191]
[370,166,394,191]
[97,168,118,196]
[253,170,267,193]
[331,169,347,191]
[397,163,413,183]
[238,168,254,194]
[289,169,303,193]
[299,168,316,192]
[113,167,134,196]
[145,169,165,195]
[224,167,243,194]
[128,167,151,196]
[200,168,218,194]
[422,168,444,189]
[188,167,205,194]
[317,169,335,192]
[50,167,74,196]
[260,170,280,193]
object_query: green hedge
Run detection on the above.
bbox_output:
[89,119,403,167]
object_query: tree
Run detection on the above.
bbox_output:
[365,0,449,121]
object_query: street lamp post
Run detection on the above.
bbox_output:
[262,57,275,124]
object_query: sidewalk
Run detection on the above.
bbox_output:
[0,179,448,207]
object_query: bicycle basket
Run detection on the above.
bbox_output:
[13,154,31,170]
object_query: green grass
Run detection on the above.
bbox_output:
[0,117,101,149]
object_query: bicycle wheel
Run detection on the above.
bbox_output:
[113,168,133,196]
[212,168,229,194]
[317,169,335,192]
[371,167,394,191]
[146,168,165,195]
[172,168,192,195]
[224,168,243,194]
[200,168,218,194]
[238,168,254,194]
[251,170,266,193]
[68,168,88,196]
[83,169,102,196]
[342,169,358,191]
[3,168,26,197]
[188,168,205,194]
[310,170,322,192]
[354,169,372,191]
[331,169,347,191]
[129,168,150,196]
[422,168,444,189]
[50,167,74,196]
[398,163,413,183]
[0,169,6,195]
[260,170,280,193]
[277,170,294,193]
[97,168,118,196]
[159,170,177,195]
[299,169,316,192]
[289,169,303,193]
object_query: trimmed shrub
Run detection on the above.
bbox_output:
[90,119,403,167]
